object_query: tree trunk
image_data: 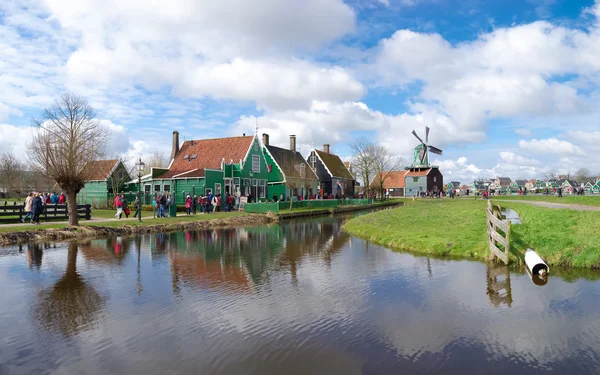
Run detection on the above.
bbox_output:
[66,191,79,226]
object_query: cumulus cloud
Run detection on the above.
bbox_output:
[519,138,584,156]
[514,128,533,137]
[498,151,541,167]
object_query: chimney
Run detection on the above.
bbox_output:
[290,135,296,152]
[262,133,269,146]
[323,144,330,154]
[171,131,180,160]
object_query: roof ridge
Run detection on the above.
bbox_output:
[183,135,253,143]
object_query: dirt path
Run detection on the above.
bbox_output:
[500,200,600,212]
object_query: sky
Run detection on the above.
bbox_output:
[1,0,600,182]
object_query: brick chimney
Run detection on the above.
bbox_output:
[171,131,180,160]
[262,133,269,146]
[323,144,330,154]
[290,135,296,152]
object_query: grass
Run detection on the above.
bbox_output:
[485,194,600,207]
[343,199,489,259]
[0,211,249,233]
[500,201,600,268]
[343,198,600,268]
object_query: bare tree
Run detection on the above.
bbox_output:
[0,153,24,197]
[349,137,376,195]
[29,93,109,226]
[574,168,591,182]
[544,169,557,181]
[143,149,168,174]
[372,145,404,199]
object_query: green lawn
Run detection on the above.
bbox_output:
[343,198,600,268]
[488,194,600,207]
[0,211,248,233]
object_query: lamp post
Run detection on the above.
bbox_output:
[136,158,145,223]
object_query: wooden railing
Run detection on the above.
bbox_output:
[486,200,511,264]
[0,202,92,224]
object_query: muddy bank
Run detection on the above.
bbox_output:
[0,214,278,246]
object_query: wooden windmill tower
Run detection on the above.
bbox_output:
[404,126,444,196]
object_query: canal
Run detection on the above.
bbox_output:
[1,213,600,374]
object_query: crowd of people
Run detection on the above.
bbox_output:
[20,191,67,224]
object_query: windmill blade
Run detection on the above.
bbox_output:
[429,146,443,155]
[419,147,426,163]
[425,126,430,143]
[412,130,425,144]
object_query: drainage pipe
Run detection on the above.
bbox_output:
[524,249,549,276]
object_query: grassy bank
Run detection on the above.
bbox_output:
[343,199,489,259]
[343,199,600,268]
[485,195,600,207]
[501,201,600,268]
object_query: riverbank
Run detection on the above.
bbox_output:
[277,200,402,220]
[0,213,276,246]
[343,199,600,268]
[478,194,600,207]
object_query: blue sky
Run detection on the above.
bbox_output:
[1,0,599,182]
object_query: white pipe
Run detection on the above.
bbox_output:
[524,249,549,276]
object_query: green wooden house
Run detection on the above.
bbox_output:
[141,131,270,205]
[262,134,319,199]
[511,179,527,190]
[79,159,131,207]
[585,181,594,193]
[593,180,600,193]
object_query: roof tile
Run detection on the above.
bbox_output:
[83,159,119,181]
[315,150,354,179]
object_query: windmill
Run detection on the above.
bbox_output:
[410,126,442,168]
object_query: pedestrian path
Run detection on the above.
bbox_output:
[0,216,153,228]
[500,200,600,212]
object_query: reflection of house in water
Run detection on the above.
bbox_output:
[79,237,131,265]
[23,243,44,270]
[486,263,513,307]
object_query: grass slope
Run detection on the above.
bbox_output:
[501,202,600,268]
[343,199,489,259]
[490,195,600,207]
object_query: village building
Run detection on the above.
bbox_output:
[262,134,319,199]
[404,168,443,196]
[525,179,538,190]
[370,171,408,198]
[561,179,579,191]
[593,180,600,193]
[139,131,270,205]
[492,177,512,190]
[447,181,461,190]
[471,181,487,193]
[585,181,594,193]
[511,179,527,190]
[79,159,131,206]
[307,145,355,197]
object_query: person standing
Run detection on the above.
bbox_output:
[185,195,192,215]
[211,194,218,213]
[133,194,141,219]
[114,194,123,219]
[58,192,66,204]
[160,193,167,217]
[121,194,129,218]
[32,193,43,225]
[22,192,34,223]
[558,186,563,198]
[192,195,198,215]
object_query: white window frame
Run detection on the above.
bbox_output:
[259,180,266,198]
[252,155,260,173]
[215,183,221,195]
[163,184,171,192]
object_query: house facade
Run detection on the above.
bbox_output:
[79,159,131,206]
[404,168,443,197]
[448,181,461,190]
[370,171,408,197]
[138,131,270,205]
[511,179,527,190]
[307,145,355,197]
[492,177,512,190]
[262,134,319,199]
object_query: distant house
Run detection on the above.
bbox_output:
[525,179,538,190]
[262,134,319,199]
[562,179,579,190]
[471,181,487,192]
[404,168,443,197]
[447,181,461,190]
[511,179,527,189]
[593,180,600,193]
[79,159,131,206]
[370,171,408,197]
[493,177,512,190]
[307,145,355,197]
[585,181,594,192]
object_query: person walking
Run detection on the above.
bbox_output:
[114,194,123,219]
[22,192,34,223]
[121,194,129,218]
[58,192,66,204]
[558,186,563,198]
[133,194,141,219]
[192,195,198,215]
[185,195,192,215]
[160,193,167,217]
[31,193,43,225]
[212,194,218,213]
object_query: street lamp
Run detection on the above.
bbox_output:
[136,158,145,223]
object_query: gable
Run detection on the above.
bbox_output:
[370,171,407,189]
[265,145,318,181]
[83,159,119,181]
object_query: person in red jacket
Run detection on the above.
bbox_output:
[58,192,66,204]
[114,195,123,219]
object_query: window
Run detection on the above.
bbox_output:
[252,179,258,186]
[309,154,317,170]
[215,183,221,195]
[164,184,170,192]
[252,155,260,173]
[243,179,250,196]
[433,177,437,183]
[234,178,240,194]
[259,180,266,198]
[205,188,212,195]
[294,163,306,178]
[154,184,161,192]
[413,177,419,182]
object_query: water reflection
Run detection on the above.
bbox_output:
[33,242,105,337]
[486,262,513,307]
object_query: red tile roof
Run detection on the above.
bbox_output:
[405,168,432,177]
[160,136,254,179]
[82,159,119,181]
[370,171,408,189]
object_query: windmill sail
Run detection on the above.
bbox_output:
[425,126,430,143]
[412,130,425,144]
[429,146,443,155]
[411,127,443,167]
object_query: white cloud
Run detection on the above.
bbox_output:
[519,138,584,156]
[514,128,533,137]
[498,151,541,167]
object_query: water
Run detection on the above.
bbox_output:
[2,214,600,374]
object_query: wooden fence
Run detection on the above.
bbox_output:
[0,202,92,224]
[486,200,511,265]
